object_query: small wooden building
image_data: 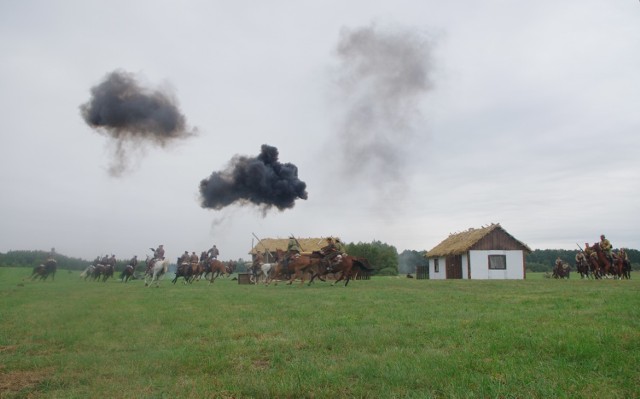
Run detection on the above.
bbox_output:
[426,224,531,280]
[248,237,336,263]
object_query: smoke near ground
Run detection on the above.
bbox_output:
[331,24,434,190]
[80,70,196,176]
[199,144,308,214]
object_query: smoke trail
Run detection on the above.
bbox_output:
[80,70,196,176]
[331,24,434,187]
[199,144,308,213]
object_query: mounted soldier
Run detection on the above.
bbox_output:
[599,234,613,264]
[321,237,344,271]
[207,244,219,260]
[147,245,165,272]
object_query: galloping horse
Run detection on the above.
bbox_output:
[172,261,194,285]
[269,249,321,286]
[552,262,570,279]
[145,256,170,287]
[575,255,591,279]
[120,264,135,282]
[30,259,57,281]
[309,255,374,286]
[588,243,613,278]
[203,259,227,283]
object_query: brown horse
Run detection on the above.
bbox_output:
[309,255,374,286]
[588,242,613,278]
[268,249,322,286]
[204,259,227,283]
[30,259,57,281]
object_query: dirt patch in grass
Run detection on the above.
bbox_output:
[0,368,50,394]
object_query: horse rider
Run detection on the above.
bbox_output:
[148,245,165,272]
[101,254,110,265]
[190,251,199,264]
[48,247,56,261]
[284,236,300,263]
[575,251,586,266]
[321,237,342,271]
[599,234,613,264]
[554,257,563,271]
[207,244,219,260]
[179,251,190,265]
[128,255,138,269]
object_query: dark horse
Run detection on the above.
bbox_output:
[30,259,57,281]
[552,262,570,279]
[309,255,374,286]
[120,264,136,282]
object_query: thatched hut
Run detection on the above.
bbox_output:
[426,223,531,280]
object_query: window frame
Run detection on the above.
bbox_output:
[434,258,440,273]
[488,254,507,270]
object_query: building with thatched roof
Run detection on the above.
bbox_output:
[425,223,531,280]
[248,237,336,263]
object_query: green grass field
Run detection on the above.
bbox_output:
[1,268,638,398]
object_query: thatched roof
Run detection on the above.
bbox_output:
[426,223,531,258]
[249,237,337,255]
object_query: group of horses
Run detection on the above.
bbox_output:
[250,249,373,287]
[80,262,116,282]
[171,252,233,285]
[571,242,631,279]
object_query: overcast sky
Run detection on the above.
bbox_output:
[1,1,639,262]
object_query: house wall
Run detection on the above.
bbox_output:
[469,250,524,279]
[429,257,446,279]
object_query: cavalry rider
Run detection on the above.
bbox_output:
[179,251,190,265]
[554,257,563,271]
[575,251,586,266]
[190,251,199,264]
[321,237,343,271]
[599,234,613,264]
[48,247,56,261]
[148,245,165,272]
[207,244,219,260]
[285,236,300,261]
[128,255,138,269]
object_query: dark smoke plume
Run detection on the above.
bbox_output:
[199,144,308,213]
[80,70,196,176]
[332,24,433,187]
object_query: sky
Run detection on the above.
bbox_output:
[1,1,639,262]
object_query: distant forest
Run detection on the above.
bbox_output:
[1,247,638,274]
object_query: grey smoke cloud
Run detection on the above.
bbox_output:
[332,24,434,186]
[80,70,196,176]
[199,144,308,214]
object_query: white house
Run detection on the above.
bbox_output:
[426,223,531,280]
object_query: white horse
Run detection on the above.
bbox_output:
[257,263,278,285]
[80,264,95,281]
[145,258,170,287]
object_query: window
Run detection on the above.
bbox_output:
[488,255,506,270]
[434,258,439,273]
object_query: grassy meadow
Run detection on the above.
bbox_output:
[0,268,639,398]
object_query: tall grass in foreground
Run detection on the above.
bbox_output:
[0,268,638,398]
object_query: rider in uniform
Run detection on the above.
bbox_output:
[599,234,613,264]
[207,244,219,260]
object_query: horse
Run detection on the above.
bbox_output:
[552,262,570,279]
[80,264,95,281]
[252,262,276,284]
[144,257,170,287]
[101,264,115,282]
[172,261,194,285]
[119,264,135,282]
[575,255,591,279]
[30,259,57,281]
[612,251,632,280]
[203,259,227,283]
[588,243,614,278]
[269,249,322,286]
[309,255,374,286]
